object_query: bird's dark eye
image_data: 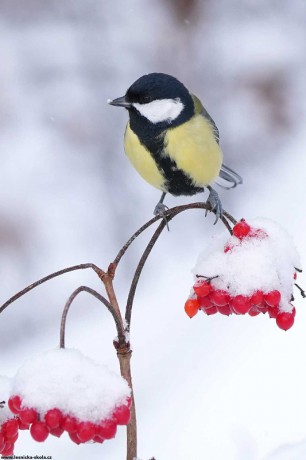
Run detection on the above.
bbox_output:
[141,95,152,104]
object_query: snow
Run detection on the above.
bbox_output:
[0,375,13,425]
[193,218,301,312]
[11,348,130,423]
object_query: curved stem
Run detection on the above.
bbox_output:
[125,219,168,329]
[60,286,125,348]
[0,263,103,315]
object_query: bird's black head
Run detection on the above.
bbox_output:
[109,73,195,129]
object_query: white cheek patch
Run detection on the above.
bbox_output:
[133,98,184,124]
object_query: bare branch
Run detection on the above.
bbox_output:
[125,219,168,329]
[0,263,103,315]
[60,286,125,348]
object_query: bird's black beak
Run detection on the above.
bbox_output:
[108,96,132,108]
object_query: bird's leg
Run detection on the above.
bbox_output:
[154,192,170,230]
[206,186,223,225]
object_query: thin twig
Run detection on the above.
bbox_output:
[112,214,162,267]
[0,263,103,315]
[125,219,168,329]
[60,286,125,348]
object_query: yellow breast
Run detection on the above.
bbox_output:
[124,123,165,191]
[164,114,223,186]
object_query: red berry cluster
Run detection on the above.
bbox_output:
[0,416,19,456]
[185,281,295,331]
[184,219,298,331]
[7,394,131,445]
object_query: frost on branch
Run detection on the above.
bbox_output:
[184,218,302,330]
[8,348,131,445]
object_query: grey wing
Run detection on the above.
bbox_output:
[200,102,242,189]
[201,106,220,144]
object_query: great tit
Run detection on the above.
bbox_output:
[108,72,242,223]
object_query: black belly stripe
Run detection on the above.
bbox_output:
[129,113,204,196]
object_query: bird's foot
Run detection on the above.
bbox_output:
[154,202,170,231]
[205,187,223,225]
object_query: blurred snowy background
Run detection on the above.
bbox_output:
[0,0,306,459]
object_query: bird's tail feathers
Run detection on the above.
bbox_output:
[216,164,243,190]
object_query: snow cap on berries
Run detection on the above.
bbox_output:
[193,217,301,313]
[11,348,131,423]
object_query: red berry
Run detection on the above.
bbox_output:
[3,418,19,438]
[268,306,279,318]
[184,298,200,318]
[93,434,104,443]
[264,290,281,307]
[210,289,230,306]
[7,431,18,443]
[76,421,96,443]
[198,296,212,310]
[231,295,251,314]
[276,312,295,331]
[217,304,232,316]
[8,395,22,414]
[62,415,77,433]
[250,290,264,306]
[193,280,211,297]
[97,419,117,440]
[69,431,81,444]
[44,408,63,429]
[293,272,297,280]
[30,421,49,442]
[257,304,268,314]
[0,433,5,450]
[50,426,64,437]
[233,220,251,239]
[204,305,218,315]
[248,307,260,316]
[19,407,38,424]
[1,442,14,456]
[18,419,30,430]
[113,405,131,425]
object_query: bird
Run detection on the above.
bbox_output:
[108,72,242,224]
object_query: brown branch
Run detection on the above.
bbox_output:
[0,263,104,315]
[117,347,137,460]
[125,219,168,329]
[60,286,125,348]
[96,272,124,329]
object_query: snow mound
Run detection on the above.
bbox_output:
[11,348,131,423]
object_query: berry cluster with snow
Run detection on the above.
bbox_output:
[1,348,131,453]
[184,218,302,331]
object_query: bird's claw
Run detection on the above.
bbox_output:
[154,203,170,230]
[205,187,223,225]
